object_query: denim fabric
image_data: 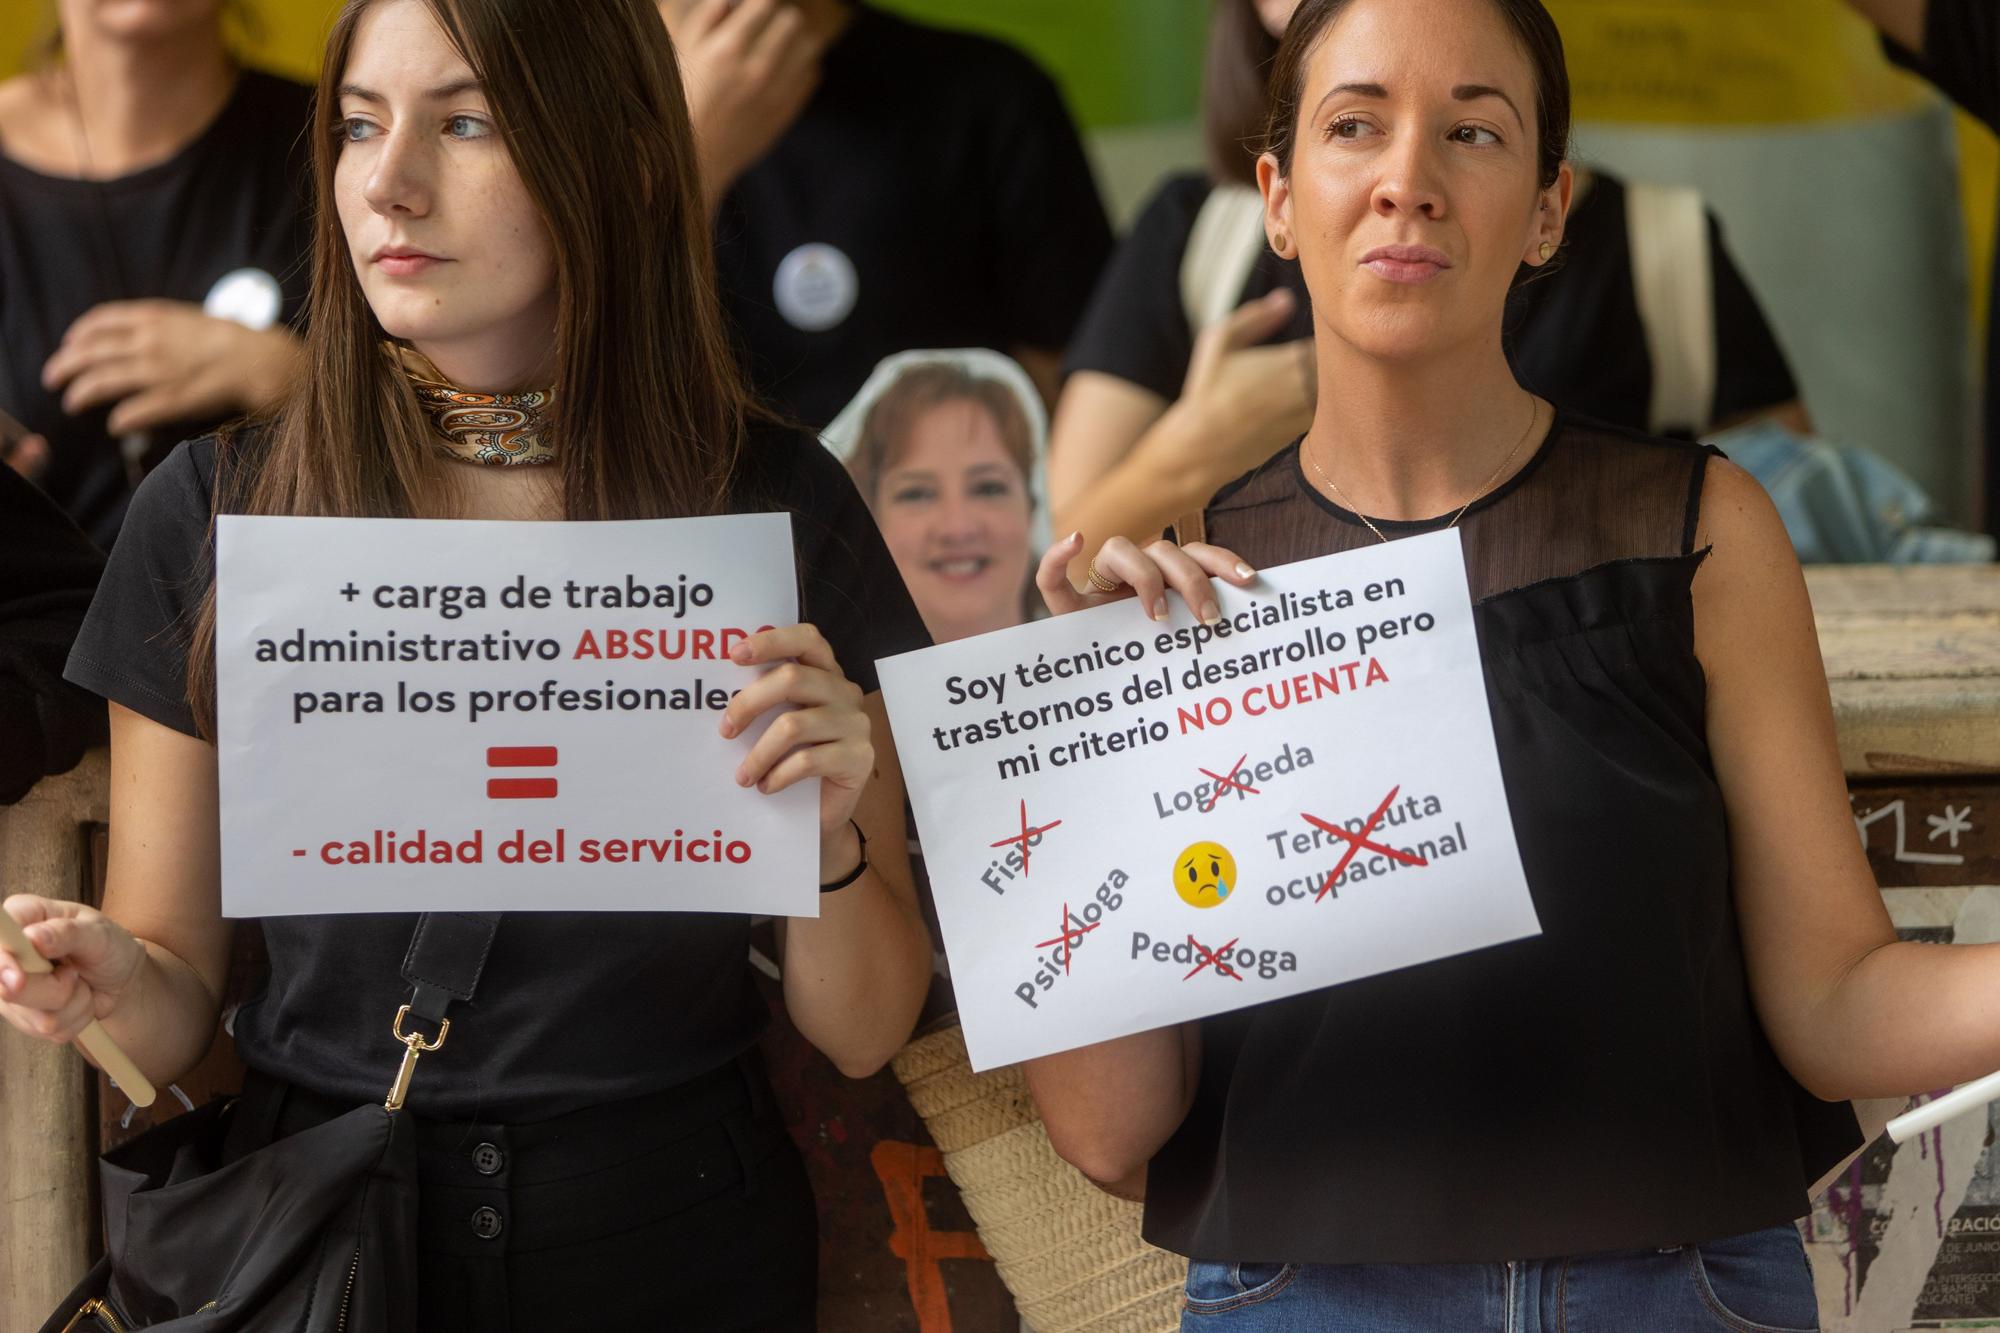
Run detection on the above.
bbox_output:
[1714,420,1995,564]
[1181,1225,1819,1332]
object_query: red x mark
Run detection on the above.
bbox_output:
[1197,754,1260,812]
[1301,784,1429,902]
[1183,935,1244,982]
[1034,901,1099,975]
[989,798,1063,875]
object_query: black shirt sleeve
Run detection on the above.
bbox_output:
[974,49,1116,355]
[737,426,931,694]
[0,469,109,802]
[1882,0,2000,129]
[63,438,216,739]
[1061,174,1212,401]
[1706,210,1800,423]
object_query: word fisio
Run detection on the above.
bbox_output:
[311,826,752,865]
[1014,871,1127,1007]
[1130,932,1299,979]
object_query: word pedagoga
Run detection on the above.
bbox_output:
[1014,870,1128,1008]
[1129,932,1298,979]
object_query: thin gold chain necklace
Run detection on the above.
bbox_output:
[1303,398,1541,544]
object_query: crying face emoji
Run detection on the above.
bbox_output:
[1174,842,1237,908]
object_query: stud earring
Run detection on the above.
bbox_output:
[1273,232,1290,253]
[1539,242,1555,261]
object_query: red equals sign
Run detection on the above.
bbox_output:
[487,746,558,799]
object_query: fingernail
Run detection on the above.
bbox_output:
[1235,563,1256,579]
[1202,603,1221,626]
[1066,531,1082,547]
[735,766,750,787]
[1152,597,1169,622]
[0,970,17,991]
[718,716,736,739]
[730,642,752,663]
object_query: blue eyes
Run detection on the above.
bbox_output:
[338,115,492,143]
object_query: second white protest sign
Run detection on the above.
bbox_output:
[877,529,1540,1070]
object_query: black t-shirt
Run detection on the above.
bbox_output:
[0,70,312,548]
[0,465,106,804]
[64,423,931,1120]
[712,4,1113,428]
[1883,0,2000,538]
[1065,170,1797,437]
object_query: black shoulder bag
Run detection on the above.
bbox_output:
[40,911,500,1333]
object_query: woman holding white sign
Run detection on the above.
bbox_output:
[1026,0,1975,1328]
[0,0,933,1327]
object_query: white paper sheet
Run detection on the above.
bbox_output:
[877,529,1540,1070]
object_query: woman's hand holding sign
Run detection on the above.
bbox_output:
[720,622,930,1078]
[1038,531,1258,624]
[719,622,873,878]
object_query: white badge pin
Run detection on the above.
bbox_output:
[773,243,858,333]
[203,267,284,330]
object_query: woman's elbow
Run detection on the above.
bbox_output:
[1040,1112,1155,1186]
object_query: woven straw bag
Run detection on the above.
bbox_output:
[891,1022,1186,1332]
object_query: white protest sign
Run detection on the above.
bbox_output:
[215,514,816,916]
[877,529,1539,1071]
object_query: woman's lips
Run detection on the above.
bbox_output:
[927,555,993,583]
[375,252,446,277]
[1360,245,1451,285]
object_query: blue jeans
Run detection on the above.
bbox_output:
[1182,1225,1818,1331]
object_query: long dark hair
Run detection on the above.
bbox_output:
[186,0,747,735]
[1262,0,1571,189]
[1202,2,1282,188]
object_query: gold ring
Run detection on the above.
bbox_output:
[1085,559,1121,594]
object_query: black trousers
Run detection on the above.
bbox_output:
[226,1055,817,1331]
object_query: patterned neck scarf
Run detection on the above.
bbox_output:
[390,343,556,465]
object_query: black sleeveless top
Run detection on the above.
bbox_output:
[1141,413,1861,1265]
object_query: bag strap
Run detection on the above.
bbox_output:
[1625,181,1716,436]
[1170,184,1265,546]
[377,912,499,1110]
[1179,183,1268,337]
[400,911,501,1027]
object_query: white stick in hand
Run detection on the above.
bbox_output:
[0,910,157,1108]
[1886,1070,2000,1145]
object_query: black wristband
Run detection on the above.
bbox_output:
[820,818,869,893]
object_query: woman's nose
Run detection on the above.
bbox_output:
[364,126,433,218]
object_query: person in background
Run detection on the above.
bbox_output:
[1050,0,1806,581]
[0,456,106,805]
[658,0,1114,423]
[840,353,1043,644]
[1847,0,1999,538]
[0,0,310,547]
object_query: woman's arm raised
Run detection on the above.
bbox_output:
[721,624,932,1079]
[1018,534,1254,1190]
[1696,457,2000,1100]
[0,704,234,1086]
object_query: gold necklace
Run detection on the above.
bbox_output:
[1304,398,1541,545]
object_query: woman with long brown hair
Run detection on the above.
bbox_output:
[0,0,933,1326]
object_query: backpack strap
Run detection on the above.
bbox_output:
[1172,184,1267,546]
[1626,181,1716,437]
[1179,183,1269,336]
